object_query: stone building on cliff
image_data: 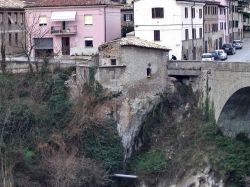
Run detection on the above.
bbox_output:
[77,37,170,94]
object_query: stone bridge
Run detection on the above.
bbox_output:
[167,61,250,138]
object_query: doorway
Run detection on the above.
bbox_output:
[62,37,70,55]
[219,37,223,49]
[192,47,196,60]
[62,21,66,30]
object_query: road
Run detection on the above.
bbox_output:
[226,38,250,62]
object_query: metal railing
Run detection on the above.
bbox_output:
[51,26,77,35]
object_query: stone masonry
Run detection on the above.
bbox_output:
[168,60,250,138]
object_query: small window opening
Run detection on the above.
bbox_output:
[111,59,116,65]
[147,63,152,78]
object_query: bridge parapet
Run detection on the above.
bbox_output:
[168,61,250,76]
[167,60,206,77]
[168,60,250,125]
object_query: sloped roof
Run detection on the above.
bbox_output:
[27,0,120,7]
[0,0,24,9]
[99,37,170,51]
[22,0,37,5]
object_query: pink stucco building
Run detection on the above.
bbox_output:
[25,0,121,58]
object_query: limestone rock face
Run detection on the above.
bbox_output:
[169,167,224,187]
[117,95,162,160]
[139,166,224,187]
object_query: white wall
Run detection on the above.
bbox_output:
[134,0,204,60]
[134,0,181,59]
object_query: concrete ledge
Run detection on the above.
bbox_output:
[98,65,126,68]
[167,69,201,76]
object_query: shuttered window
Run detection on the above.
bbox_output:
[185,7,188,18]
[152,8,164,18]
[39,16,47,26]
[84,15,93,25]
[154,30,160,41]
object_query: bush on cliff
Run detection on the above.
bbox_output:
[128,84,250,187]
[0,70,123,186]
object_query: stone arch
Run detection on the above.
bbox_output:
[214,81,250,122]
[216,86,250,138]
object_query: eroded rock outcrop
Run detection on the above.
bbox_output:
[117,95,162,160]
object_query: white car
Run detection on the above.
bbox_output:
[202,53,214,62]
[214,50,227,60]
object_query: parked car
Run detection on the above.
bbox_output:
[213,50,227,60]
[232,40,243,49]
[210,52,220,61]
[202,53,214,61]
[222,43,236,55]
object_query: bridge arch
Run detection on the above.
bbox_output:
[216,86,250,138]
[214,80,250,122]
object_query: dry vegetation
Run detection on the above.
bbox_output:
[0,70,123,187]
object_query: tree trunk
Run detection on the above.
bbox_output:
[27,56,33,73]
[1,43,6,74]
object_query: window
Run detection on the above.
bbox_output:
[111,59,116,65]
[124,14,133,21]
[84,15,93,25]
[154,30,160,41]
[235,21,238,28]
[185,29,189,40]
[205,41,208,53]
[199,28,202,38]
[185,7,188,18]
[39,16,47,26]
[85,37,93,47]
[208,6,210,14]
[14,13,17,24]
[9,33,12,45]
[15,33,18,45]
[0,13,3,24]
[152,8,164,18]
[199,9,202,18]
[20,13,24,24]
[8,13,12,25]
[192,28,196,39]
[192,8,195,18]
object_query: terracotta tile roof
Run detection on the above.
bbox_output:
[0,0,24,9]
[100,37,170,51]
[27,0,120,7]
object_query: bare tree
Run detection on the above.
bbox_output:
[0,107,14,187]
[39,134,110,187]
[18,12,49,73]
[0,11,7,74]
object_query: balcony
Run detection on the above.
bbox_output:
[51,26,77,36]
